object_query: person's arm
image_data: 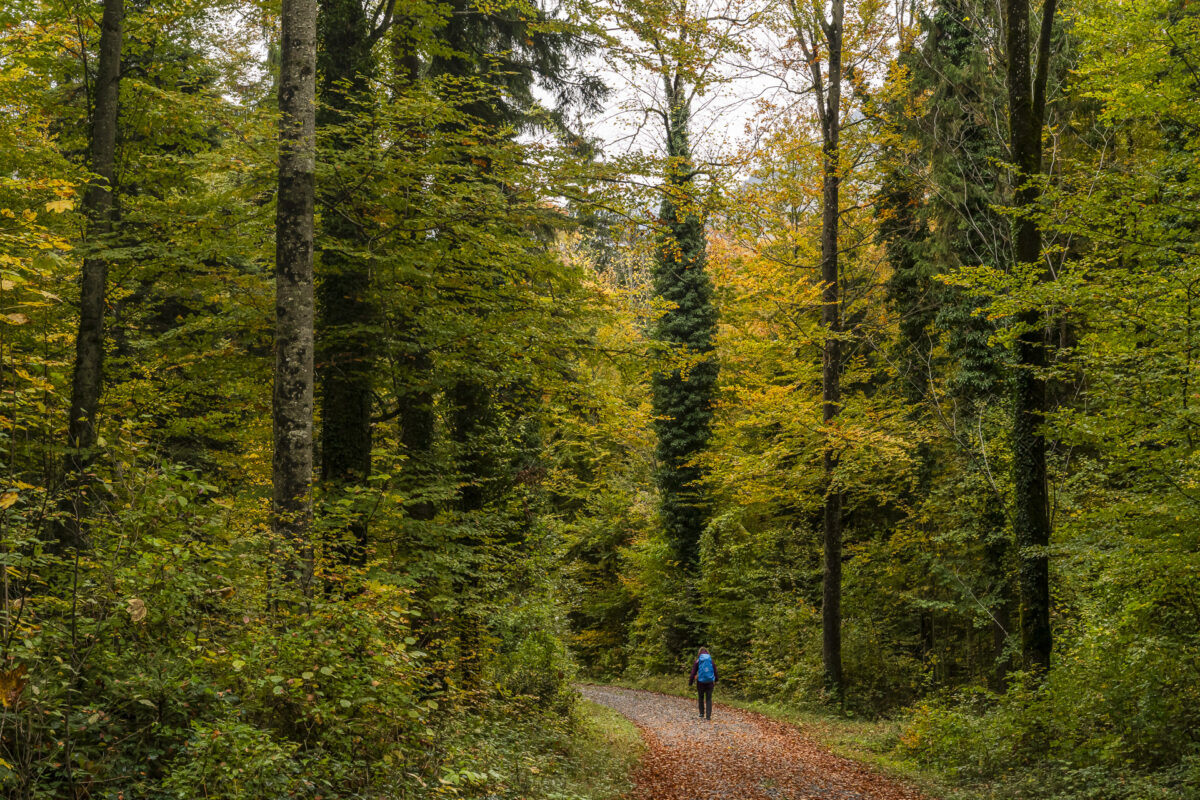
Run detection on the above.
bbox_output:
[688,660,697,687]
[713,661,718,683]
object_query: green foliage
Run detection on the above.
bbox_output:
[163,719,305,800]
[424,700,640,800]
[9,0,1200,796]
[571,0,1200,794]
[0,0,633,798]
[489,605,578,716]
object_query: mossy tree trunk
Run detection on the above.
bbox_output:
[274,0,318,593]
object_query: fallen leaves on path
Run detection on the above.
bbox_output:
[579,685,927,800]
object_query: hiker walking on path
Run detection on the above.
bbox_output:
[688,647,718,720]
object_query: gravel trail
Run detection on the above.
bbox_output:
[578,685,927,800]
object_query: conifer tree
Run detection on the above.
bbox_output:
[315,0,395,562]
[879,0,1015,684]
[920,0,1008,400]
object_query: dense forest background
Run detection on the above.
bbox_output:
[0,0,1198,798]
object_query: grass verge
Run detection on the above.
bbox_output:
[554,699,645,799]
[427,699,644,799]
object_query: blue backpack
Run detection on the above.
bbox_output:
[696,653,715,683]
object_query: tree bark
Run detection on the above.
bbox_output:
[61,0,124,549]
[274,0,318,593]
[815,0,846,699]
[1005,0,1057,674]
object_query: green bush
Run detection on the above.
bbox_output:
[899,661,1200,799]
[741,599,824,704]
[490,606,578,716]
[163,719,306,800]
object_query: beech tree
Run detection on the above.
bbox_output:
[61,0,123,548]
[787,0,846,696]
[274,0,318,591]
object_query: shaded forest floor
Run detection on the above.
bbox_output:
[579,685,928,800]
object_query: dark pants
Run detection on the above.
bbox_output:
[696,681,713,719]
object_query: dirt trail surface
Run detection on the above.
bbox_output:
[578,685,927,800]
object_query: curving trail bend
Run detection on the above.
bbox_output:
[578,685,928,800]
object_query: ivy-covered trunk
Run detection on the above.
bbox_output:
[651,74,718,656]
[1005,0,1058,674]
[274,0,318,593]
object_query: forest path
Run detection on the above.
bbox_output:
[578,685,926,800]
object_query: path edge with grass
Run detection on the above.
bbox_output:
[582,678,962,800]
[572,698,647,799]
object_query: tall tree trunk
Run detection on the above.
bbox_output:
[61,0,123,549]
[274,0,318,594]
[1005,0,1057,674]
[650,74,718,658]
[816,0,845,699]
[317,0,376,564]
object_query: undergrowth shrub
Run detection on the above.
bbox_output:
[741,599,823,703]
[422,699,639,800]
[900,631,1200,799]
[623,529,691,675]
[1,465,430,799]
[489,604,577,716]
[216,582,430,795]
[738,598,923,715]
[162,718,305,799]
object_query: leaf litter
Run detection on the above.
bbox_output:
[578,686,927,800]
